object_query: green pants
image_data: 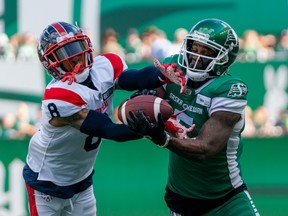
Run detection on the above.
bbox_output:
[170,190,260,216]
[203,190,260,216]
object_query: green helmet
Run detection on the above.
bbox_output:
[178,18,239,81]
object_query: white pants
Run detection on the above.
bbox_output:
[26,185,97,216]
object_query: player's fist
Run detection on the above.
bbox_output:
[127,111,168,146]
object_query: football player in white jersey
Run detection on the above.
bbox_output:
[22,21,185,216]
[127,19,260,215]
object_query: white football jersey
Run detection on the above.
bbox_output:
[26,53,128,186]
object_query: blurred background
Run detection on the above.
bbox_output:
[0,0,288,215]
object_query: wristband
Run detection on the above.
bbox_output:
[158,134,171,148]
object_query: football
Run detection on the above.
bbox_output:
[118,95,173,125]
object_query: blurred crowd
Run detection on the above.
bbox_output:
[0,103,41,139]
[0,32,38,62]
[0,27,288,139]
[1,27,288,63]
[242,105,288,138]
[101,26,288,63]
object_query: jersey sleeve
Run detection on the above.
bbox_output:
[209,78,248,115]
[100,53,128,80]
[42,87,87,118]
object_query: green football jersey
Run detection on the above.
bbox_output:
[163,55,248,199]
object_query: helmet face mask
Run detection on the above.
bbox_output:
[178,18,239,82]
[185,40,219,71]
[37,22,94,82]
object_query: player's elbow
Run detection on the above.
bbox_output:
[193,143,219,162]
[194,150,209,162]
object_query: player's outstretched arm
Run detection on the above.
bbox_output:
[116,66,165,91]
[126,110,241,161]
[49,108,142,142]
[116,62,186,92]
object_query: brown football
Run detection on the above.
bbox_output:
[118,95,173,125]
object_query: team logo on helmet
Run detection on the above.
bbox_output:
[224,29,238,47]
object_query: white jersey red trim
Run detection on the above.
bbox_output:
[27,53,127,186]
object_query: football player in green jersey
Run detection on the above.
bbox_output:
[127,18,260,216]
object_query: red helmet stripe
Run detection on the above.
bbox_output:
[51,22,67,35]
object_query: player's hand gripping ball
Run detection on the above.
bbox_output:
[118,95,173,125]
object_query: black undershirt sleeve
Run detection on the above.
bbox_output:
[80,110,142,142]
[117,66,165,91]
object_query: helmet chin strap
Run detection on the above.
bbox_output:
[61,63,83,85]
[75,68,90,83]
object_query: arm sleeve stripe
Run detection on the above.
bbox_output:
[101,53,125,80]
[43,87,86,107]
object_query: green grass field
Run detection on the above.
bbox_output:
[93,137,288,215]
